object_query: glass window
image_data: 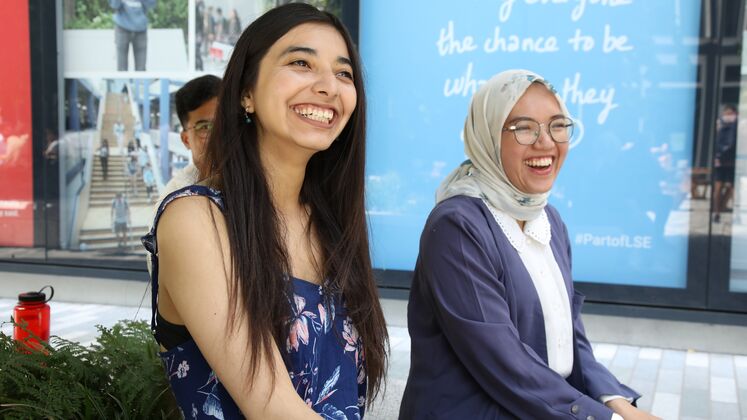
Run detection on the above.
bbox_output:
[729,18,747,293]
[361,1,702,289]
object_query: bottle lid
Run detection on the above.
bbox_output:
[17,285,54,303]
[18,291,46,303]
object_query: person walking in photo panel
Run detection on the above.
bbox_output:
[203,5,215,57]
[400,70,659,420]
[141,4,388,418]
[213,7,226,43]
[126,155,138,194]
[225,9,242,45]
[137,145,148,176]
[110,0,155,71]
[195,0,205,71]
[113,120,125,155]
[143,162,156,202]
[111,192,130,249]
[98,139,110,180]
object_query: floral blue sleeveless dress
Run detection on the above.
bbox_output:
[142,185,367,419]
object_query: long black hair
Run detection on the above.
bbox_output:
[203,3,388,402]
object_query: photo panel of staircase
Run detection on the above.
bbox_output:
[53,77,196,264]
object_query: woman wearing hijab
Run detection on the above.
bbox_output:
[399,70,658,420]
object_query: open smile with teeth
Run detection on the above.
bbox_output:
[524,157,553,169]
[293,105,335,124]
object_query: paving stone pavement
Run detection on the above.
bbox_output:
[366,327,747,420]
[2,298,745,419]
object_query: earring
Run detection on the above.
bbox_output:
[244,108,252,124]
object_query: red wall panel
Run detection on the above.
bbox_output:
[0,1,33,246]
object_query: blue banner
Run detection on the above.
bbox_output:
[360,0,701,288]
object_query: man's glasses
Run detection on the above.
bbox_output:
[185,121,213,138]
[502,117,574,145]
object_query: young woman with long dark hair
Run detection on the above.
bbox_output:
[142,4,388,418]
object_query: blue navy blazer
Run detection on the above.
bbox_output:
[399,196,639,419]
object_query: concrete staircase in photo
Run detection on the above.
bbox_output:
[78,155,154,252]
[100,92,135,151]
[89,155,151,208]
[77,92,154,253]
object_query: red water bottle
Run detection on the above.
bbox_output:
[13,285,54,350]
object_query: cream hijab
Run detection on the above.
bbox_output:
[435,69,570,221]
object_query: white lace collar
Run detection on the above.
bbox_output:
[482,199,551,253]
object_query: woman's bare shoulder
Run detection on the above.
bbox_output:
[156,195,230,273]
[159,195,226,233]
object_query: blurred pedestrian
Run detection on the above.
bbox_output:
[195,0,205,70]
[126,155,139,194]
[142,162,156,201]
[98,139,110,180]
[713,104,737,223]
[226,8,242,44]
[111,192,130,248]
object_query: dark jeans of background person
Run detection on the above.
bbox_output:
[115,26,147,71]
[100,156,109,180]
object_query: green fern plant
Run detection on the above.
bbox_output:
[0,320,179,419]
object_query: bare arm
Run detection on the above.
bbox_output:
[157,196,319,419]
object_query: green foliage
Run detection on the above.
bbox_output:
[0,320,179,420]
[64,0,188,37]
[149,0,188,34]
[65,0,115,29]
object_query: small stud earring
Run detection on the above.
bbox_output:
[244,108,252,124]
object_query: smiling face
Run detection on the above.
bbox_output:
[242,23,357,160]
[500,83,569,195]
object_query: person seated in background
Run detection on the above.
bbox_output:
[400,69,658,420]
[146,75,222,274]
[156,74,221,204]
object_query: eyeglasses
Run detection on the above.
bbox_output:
[502,116,574,145]
[184,121,213,138]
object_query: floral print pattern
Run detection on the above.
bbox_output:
[286,281,366,419]
[145,186,366,419]
[177,360,190,379]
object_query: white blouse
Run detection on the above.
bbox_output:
[484,200,626,420]
[483,201,574,377]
